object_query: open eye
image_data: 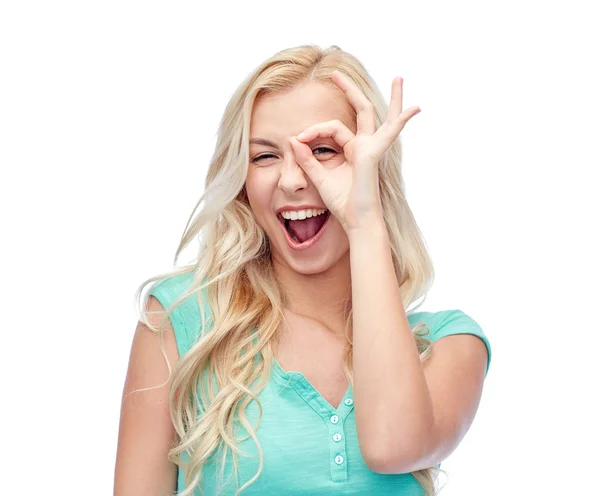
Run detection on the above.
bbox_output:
[251,147,336,163]
[312,147,336,156]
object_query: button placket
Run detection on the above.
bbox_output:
[328,412,349,482]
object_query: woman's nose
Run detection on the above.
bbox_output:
[278,158,309,194]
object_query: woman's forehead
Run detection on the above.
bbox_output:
[250,82,356,138]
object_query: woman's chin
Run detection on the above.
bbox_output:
[269,225,349,276]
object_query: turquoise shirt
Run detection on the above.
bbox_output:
[149,273,492,495]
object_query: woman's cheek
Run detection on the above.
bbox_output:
[245,179,269,229]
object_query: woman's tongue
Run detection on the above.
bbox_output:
[287,215,326,243]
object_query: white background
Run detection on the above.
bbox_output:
[1,1,598,494]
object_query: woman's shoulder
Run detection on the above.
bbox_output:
[148,271,210,358]
[408,308,480,333]
[408,308,492,375]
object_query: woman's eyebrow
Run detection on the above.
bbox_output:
[250,138,281,149]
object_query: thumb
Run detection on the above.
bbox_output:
[289,137,326,187]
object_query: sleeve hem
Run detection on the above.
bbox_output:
[148,285,189,360]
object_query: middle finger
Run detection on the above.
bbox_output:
[331,70,376,136]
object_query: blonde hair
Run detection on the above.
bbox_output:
[135,44,446,495]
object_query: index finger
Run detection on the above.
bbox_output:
[295,119,355,149]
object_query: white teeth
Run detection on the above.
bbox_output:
[280,208,327,220]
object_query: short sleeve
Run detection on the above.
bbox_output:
[410,309,492,377]
[147,272,209,359]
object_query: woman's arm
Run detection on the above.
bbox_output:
[114,296,180,496]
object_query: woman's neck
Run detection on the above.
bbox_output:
[272,254,352,340]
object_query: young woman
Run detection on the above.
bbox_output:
[114,44,492,496]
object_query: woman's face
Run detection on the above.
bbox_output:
[245,81,357,275]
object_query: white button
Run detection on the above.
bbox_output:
[335,455,344,465]
[330,415,339,424]
[333,433,342,442]
[344,398,353,406]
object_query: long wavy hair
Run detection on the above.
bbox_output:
[135,44,445,495]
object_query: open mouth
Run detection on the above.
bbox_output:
[277,210,331,246]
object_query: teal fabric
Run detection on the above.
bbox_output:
[149,272,492,495]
